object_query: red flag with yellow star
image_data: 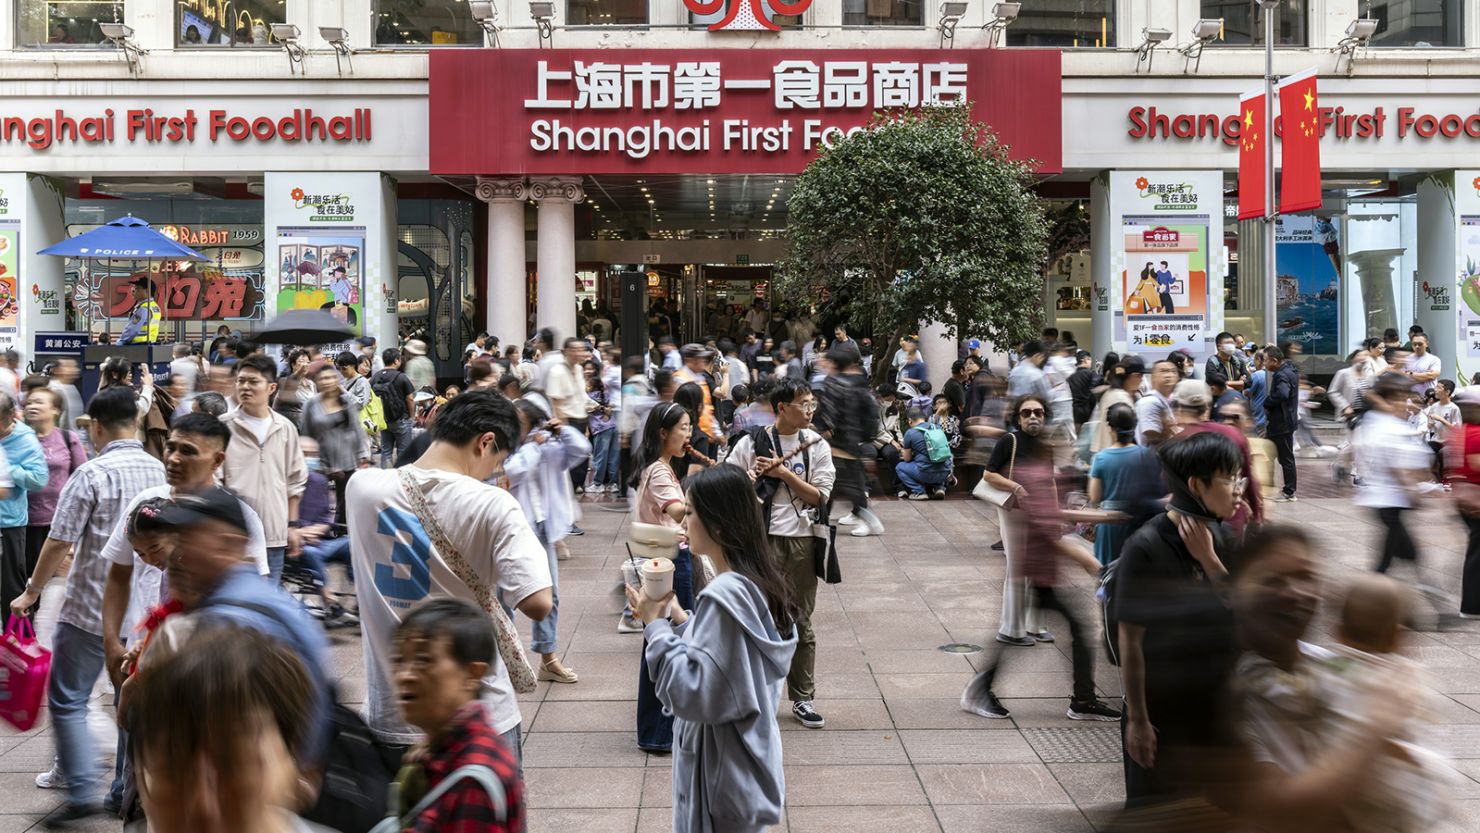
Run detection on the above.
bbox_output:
[1237,88,1265,221]
[1278,68,1321,214]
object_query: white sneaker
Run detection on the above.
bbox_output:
[837,513,858,526]
[617,614,645,634]
[35,763,65,790]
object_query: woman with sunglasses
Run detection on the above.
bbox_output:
[981,393,1054,648]
[963,391,1122,724]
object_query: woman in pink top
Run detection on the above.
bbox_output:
[627,401,698,752]
[23,388,86,575]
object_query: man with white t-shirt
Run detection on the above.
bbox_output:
[349,390,553,758]
[1404,334,1441,398]
[100,413,270,686]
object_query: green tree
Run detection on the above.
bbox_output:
[778,105,1049,385]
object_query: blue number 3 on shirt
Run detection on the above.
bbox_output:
[374,506,434,603]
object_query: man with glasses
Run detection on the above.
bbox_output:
[219,353,308,584]
[1169,379,1262,535]
[726,377,835,729]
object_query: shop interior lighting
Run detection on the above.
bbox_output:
[938,1,968,48]
[983,2,1019,48]
[529,0,555,48]
[318,27,353,76]
[1135,27,1172,73]
[100,22,147,77]
[1177,18,1223,74]
[470,1,501,47]
[271,23,306,73]
[1335,16,1378,75]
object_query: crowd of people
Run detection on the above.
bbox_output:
[0,308,1468,833]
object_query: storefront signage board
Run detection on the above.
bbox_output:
[429,49,1062,175]
[1107,171,1223,359]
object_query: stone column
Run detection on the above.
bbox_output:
[530,177,584,342]
[1089,173,1113,359]
[1417,173,1457,374]
[476,177,529,349]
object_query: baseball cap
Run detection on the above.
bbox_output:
[1116,355,1147,376]
[155,487,249,535]
[1171,379,1212,410]
[679,343,714,359]
[404,339,428,356]
[966,339,982,350]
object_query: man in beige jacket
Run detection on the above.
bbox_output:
[219,353,307,584]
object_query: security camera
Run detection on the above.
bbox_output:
[1192,19,1223,40]
[1346,18,1378,40]
[992,2,1021,22]
[1143,28,1173,44]
[99,22,133,39]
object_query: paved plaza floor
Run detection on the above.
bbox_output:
[5,461,1480,832]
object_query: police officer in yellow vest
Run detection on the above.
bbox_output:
[116,276,160,345]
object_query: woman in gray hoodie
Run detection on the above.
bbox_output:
[627,464,799,833]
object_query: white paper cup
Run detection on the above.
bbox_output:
[639,558,675,601]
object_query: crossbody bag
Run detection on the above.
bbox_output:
[397,469,539,694]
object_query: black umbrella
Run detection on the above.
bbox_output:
[251,309,356,345]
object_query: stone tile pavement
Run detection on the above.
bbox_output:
[5,461,1480,832]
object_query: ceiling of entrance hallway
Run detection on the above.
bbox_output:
[583,174,794,239]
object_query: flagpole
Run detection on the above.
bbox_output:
[1262,1,1277,346]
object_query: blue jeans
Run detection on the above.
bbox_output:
[896,460,949,495]
[591,429,621,486]
[637,547,694,751]
[49,622,107,808]
[299,537,353,589]
[266,546,285,586]
[530,522,560,655]
[380,418,414,467]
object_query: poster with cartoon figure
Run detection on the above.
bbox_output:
[1119,217,1209,356]
[275,227,365,341]
[0,225,20,351]
[1458,217,1480,359]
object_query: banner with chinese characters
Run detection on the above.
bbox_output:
[1106,171,1223,358]
[67,223,266,334]
[1275,214,1341,356]
[275,227,365,353]
[428,48,1063,175]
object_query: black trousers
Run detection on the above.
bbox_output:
[1269,431,1297,496]
[567,418,590,490]
[0,525,33,621]
[874,443,902,494]
[963,584,1095,705]
[1374,506,1417,574]
[1463,514,1480,615]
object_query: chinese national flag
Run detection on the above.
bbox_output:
[1237,89,1266,221]
[1278,69,1322,214]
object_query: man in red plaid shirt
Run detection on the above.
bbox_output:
[391,599,525,833]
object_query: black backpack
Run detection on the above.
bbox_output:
[212,600,399,833]
[372,369,409,422]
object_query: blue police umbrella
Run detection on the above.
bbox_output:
[37,215,208,261]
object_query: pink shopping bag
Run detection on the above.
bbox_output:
[0,615,51,731]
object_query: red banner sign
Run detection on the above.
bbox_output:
[105,273,260,320]
[429,48,1062,175]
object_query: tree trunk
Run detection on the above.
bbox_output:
[869,327,907,390]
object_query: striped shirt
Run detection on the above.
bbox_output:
[53,439,166,637]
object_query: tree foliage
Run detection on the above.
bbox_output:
[778,105,1050,373]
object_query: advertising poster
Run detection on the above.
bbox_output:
[0,225,18,350]
[1120,217,1209,355]
[1275,215,1341,356]
[1459,217,1480,359]
[276,226,365,350]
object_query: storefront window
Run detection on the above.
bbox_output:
[16,0,125,47]
[1369,1,1463,47]
[567,0,646,25]
[176,0,282,46]
[1007,1,1116,47]
[1202,0,1307,46]
[375,0,481,45]
[842,0,922,27]
[690,1,799,29]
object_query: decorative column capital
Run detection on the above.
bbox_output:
[528,177,586,204]
[475,177,528,203]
